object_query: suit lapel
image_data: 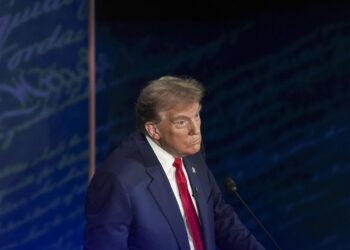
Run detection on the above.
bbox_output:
[135,133,190,250]
[146,166,190,250]
[183,157,212,250]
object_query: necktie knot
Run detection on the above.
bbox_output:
[173,157,182,169]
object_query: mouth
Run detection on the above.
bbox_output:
[191,138,201,145]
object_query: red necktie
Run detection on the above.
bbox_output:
[173,158,204,250]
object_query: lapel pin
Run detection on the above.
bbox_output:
[192,166,196,173]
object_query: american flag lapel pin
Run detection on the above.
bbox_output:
[192,166,196,173]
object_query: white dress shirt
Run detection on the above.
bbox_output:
[146,136,199,250]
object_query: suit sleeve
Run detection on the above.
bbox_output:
[207,170,265,250]
[84,170,132,250]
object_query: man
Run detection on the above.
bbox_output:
[84,76,265,250]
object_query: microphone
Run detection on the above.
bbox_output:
[223,176,282,250]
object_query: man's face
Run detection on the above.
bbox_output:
[148,102,202,157]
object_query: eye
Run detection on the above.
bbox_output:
[174,120,187,128]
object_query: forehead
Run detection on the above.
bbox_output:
[159,102,201,119]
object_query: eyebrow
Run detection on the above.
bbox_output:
[172,107,202,121]
[172,115,190,121]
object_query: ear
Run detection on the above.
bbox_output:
[145,122,160,140]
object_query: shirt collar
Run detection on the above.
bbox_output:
[146,136,177,173]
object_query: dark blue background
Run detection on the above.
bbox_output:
[0,0,88,249]
[1,0,349,249]
[95,2,350,249]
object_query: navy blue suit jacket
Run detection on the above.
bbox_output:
[84,132,265,250]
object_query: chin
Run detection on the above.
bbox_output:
[189,146,201,155]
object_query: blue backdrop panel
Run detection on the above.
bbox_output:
[0,1,88,249]
[95,4,350,250]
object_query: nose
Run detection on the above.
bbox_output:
[189,118,201,135]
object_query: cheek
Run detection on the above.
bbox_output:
[188,143,201,154]
[173,136,191,149]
